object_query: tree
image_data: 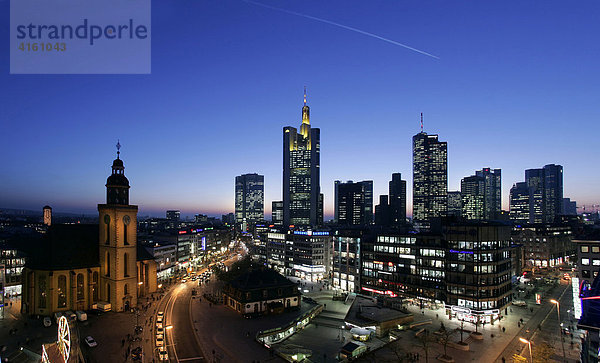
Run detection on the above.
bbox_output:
[416,329,435,363]
[436,326,457,360]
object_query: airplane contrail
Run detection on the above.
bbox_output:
[241,0,440,59]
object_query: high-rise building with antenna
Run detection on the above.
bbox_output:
[412,114,447,228]
[283,89,322,227]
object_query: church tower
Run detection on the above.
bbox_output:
[98,142,138,312]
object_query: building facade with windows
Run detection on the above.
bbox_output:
[283,91,322,227]
[266,229,331,281]
[235,173,265,230]
[413,130,447,228]
[511,224,575,268]
[334,180,373,226]
[332,229,362,292]
[360,221,512,324]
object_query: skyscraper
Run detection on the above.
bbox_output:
[412,120,447,227]
[542,164,564,219]
[283,89,321,227]
[447,191,462,217]
[475,168,502,219]
[272,201,284,226]
[509,182,530,224]
[389,173,406,226]
[461,175,485,220]
[524,164,564,223]
[334,180,373,226]
[375,195,391,226]
[235,173,264,228]
[460,168,501,220]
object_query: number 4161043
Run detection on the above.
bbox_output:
[18,42,66,51]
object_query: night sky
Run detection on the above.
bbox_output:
[1,0,599,218]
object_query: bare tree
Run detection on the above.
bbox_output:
[416,329,435,363]
[436,326,457,361]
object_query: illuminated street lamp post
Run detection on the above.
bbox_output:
[519,337,532,363]
[550,299,567,362]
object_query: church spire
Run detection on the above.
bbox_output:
[116,139,121,159]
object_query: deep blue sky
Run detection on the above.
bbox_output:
[1,1,599,218]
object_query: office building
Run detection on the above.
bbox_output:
[563,198,577,216]
[272,201,284,226]
[375,195,391,226]
[476,168,502,219]
[389,173,407,226]
[283,90,321,227]
[447,191,462,217]
[235,173,265,229]
[511,224,574,268]
[332,229,362,292]
[461,175,485,220]
[509,182,530,224]
[413,125,447,227]
[166,210,180,221]
[360,220,512,324]
[572,231,600,362]
[523,164,564,223]
[334,180,373,226]
[266,229,331,281]
[221,213,235,226]
[460,168,501,220]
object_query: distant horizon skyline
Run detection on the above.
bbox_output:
[2,1,599,219]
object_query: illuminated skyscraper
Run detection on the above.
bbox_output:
[509,182,531,224]
[412,122,447,227]
[447,191,462,217]
[272,201,284,226]
[461,168,501,220]
[334,180,373,226]
[461,175,485,220]
[235,173,264,228]
[523,164,564,223]
[475,168,502,219]
[283,89,321,227]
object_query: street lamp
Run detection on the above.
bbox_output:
[519,337,532,363]
[550,299,567,362]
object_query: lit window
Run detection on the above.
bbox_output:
[581,246,589,253]
[582,258,590,266]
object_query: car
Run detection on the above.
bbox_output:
[43,317,52,327]
[157,315,163,323]
[135,325,143,334]
[157,327,164,336]
[155,336,164,347]
[64,310,77,322]
[512,300,527,307]
[181,279,187,283]
[157,311,164,317]
[84,336,98,348]
[76,310,88,321]
[156,322,163,329]
[158,347,168,361]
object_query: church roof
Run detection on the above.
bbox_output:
[23,224,100,270]
[19,224,153,270]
